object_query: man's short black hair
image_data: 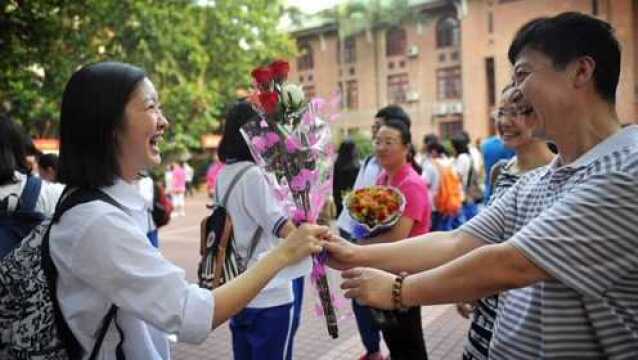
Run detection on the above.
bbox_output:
[58,62,146,188]
[375,105,411,129]
[508,12,621,103]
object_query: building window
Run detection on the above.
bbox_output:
[297,39,314,70]
[386,27,407,57]
[345,80,358,110]
[450,51,459,61]
[303,85,316,99]
[436,16,460,48]
[436,66,462,100]
[337,36,356,64]
[387,73,409,103]
[485,57,496,106]
[438,53,446,62]
[439,118,464,140]
[488,12,493,33]
[592,0,599,15]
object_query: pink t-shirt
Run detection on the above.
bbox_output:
[377,163,431,237]
[171,165,187,193]
[207,162,225,192]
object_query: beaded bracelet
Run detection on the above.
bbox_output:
[392,271,409,312]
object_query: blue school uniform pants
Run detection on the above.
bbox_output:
[230,303,295,360]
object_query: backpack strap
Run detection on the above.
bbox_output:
[216,164,263,266]
[216,163,254,206]
[465,156,474,190]
[19,175,42,213]
[42,188,128,360]
[363,155,373,170]
[245,227,263,264]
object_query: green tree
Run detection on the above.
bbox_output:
[0,0,295,156]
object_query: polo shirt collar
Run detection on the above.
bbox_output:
[378,163,412,186]
[547,125,638,173]
[101,177,146,211]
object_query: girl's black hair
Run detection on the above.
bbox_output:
[218,101,260,163]
[0,115,31,184]
[58,61,147,188]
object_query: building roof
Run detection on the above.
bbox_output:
[286,0,451,36]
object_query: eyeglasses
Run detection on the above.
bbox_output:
[373,138,402,147]
[493,106,534,119]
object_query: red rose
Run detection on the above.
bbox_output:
[259,91,279,114]
[251,67,273,89]
[269,59,290,83]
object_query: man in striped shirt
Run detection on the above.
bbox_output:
[326,12,638,359]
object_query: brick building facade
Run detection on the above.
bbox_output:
[287,0,637,144]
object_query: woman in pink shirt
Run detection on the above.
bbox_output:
[363,119,431,360]
[171,162,186,216]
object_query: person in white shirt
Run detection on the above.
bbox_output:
[216,101,309,360]
[137,173,160,247]
[451,133,481,222]
[50,62,326,359]
[182,160,194,197]
[0,115,64,259]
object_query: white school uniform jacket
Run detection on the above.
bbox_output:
[216,162,293,308]
[50,178,213,359]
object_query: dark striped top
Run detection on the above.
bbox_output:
[463,158,521,360]
[461,126,638,359]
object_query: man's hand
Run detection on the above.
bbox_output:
[323,233,361,270]
[340,268,395,310]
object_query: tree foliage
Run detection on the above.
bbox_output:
[0,0,295,155]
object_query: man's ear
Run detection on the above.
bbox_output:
[571,56,596,89]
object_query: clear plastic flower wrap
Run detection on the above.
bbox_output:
[240,60,342,338]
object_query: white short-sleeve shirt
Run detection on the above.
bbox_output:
[216,162,294,308]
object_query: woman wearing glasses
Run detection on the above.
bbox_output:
[364,119,431,360]
[459,84,555,360]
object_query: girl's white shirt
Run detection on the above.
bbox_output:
[50,178,213,360]
[216,162,311,309]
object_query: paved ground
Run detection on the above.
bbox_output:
[160,193,470,359]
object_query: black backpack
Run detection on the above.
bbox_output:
[0,175,44,259]
[0,188,127,359]
[151,182,172,227]
[198,164,262,289]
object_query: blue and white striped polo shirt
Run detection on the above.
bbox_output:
[461,125,638,359]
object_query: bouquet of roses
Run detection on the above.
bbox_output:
[345,186,406,240]
[241,59,340,338]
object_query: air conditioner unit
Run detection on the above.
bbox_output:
[433,103,447,116]
[406,90,419,102]
[407,45,419,58]
[448,102,463,114]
